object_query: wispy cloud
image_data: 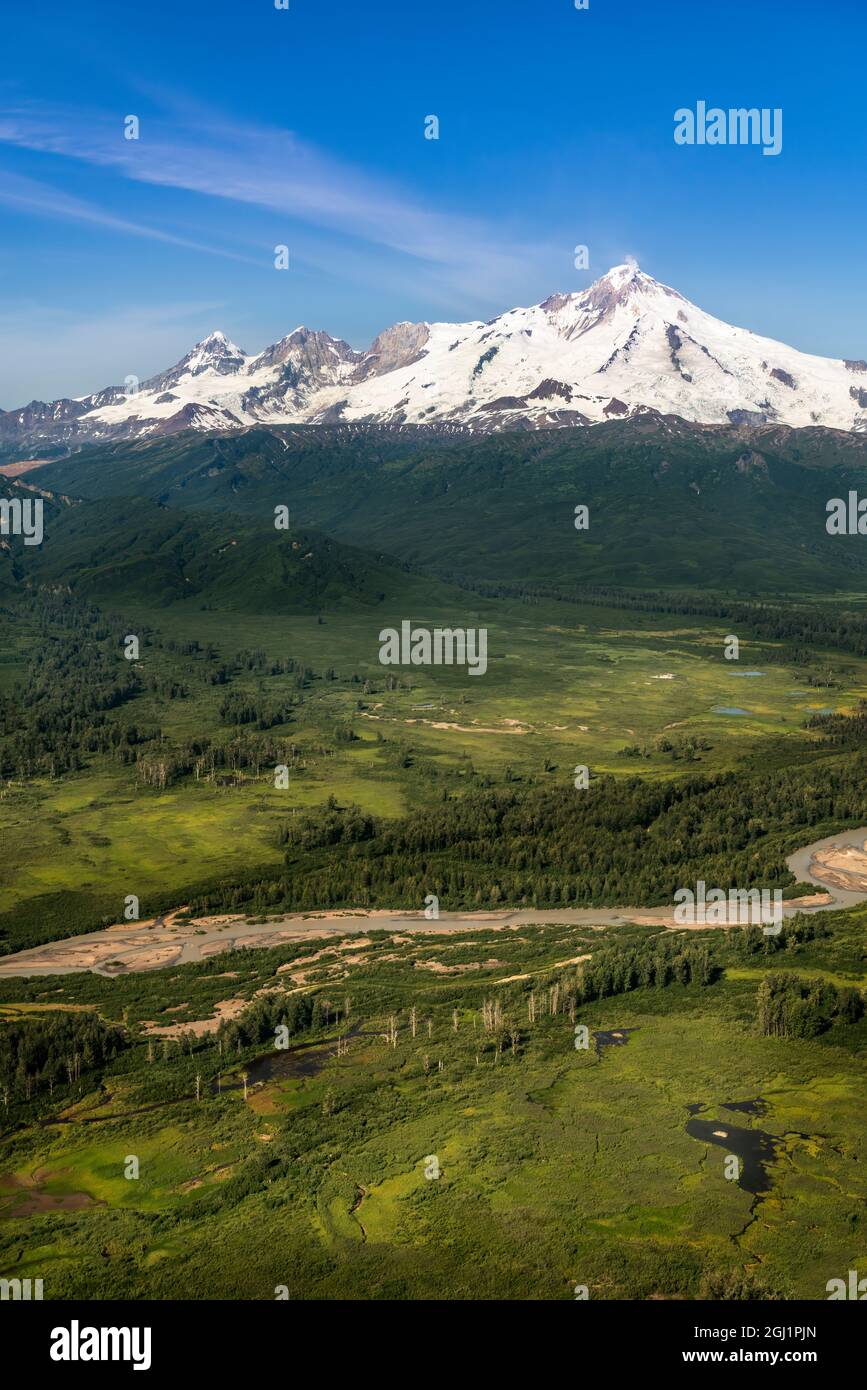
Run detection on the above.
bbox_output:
[0,168,261,265]
[0,102,552,299]
[0,99,572,402]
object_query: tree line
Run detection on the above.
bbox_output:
[186,755,867,915]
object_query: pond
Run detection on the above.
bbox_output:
[214,1021,368,1094]
[685,1113,779,1193]
[592,1027,638,1058]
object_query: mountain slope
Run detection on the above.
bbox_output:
[4,265,867,450]
[3,494,426,612]
[25,416,867,594]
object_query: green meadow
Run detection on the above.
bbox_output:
[1,911,865,1300]
[2,586,864,946]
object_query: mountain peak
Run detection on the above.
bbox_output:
[137,330,248,393]
[541,263,665,320]
[570,262,682,323]
[603,259,642,281]
[7,266,867,446]
[191,330,245,358]
[593,260,673,296]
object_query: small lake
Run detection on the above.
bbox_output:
[685,1114,779,1194]
[592,1027,638,1057]
[214,1022,367,1094]
[712,706,750,716]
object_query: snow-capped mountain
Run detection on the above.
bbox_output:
[4,263,867,449]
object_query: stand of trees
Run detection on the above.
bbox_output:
[0,593,341,791]
[577,937,715,999]
[218,690,296,728]
[732,917,829,956]
[135,733,303,789]
[756,973,864,1038]
[806,701,867,745]
[216,990,343,1054]
[0,594,144,778]
[0,1011,127,1105]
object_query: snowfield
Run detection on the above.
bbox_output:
[6,263,867,445]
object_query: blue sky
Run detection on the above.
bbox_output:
[1,0,865,404]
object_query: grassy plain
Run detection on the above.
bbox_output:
[2,587,865,947]
[1,911,865,1299]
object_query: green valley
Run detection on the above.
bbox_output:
[1,420,866,1305]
